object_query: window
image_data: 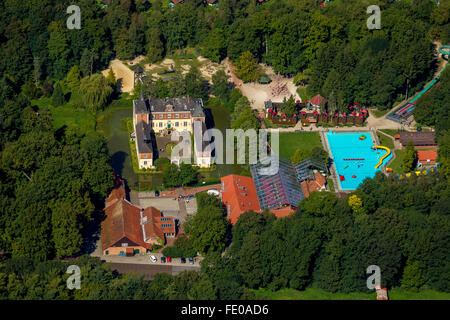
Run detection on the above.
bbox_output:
[168,114,171,119]
[151,122,154,127]
[144,161,147,165]
[159,114,163,119]
[184,114,188,118]
[175,122,179,127]
[184,122,188,126]
[159,123,163,127]
[121,243,128,247]
[176,114,179,118]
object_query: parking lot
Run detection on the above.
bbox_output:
[101,252,202,267]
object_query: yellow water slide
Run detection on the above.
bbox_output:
[373,146,391,169]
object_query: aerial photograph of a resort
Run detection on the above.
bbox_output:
[0,0,449,315]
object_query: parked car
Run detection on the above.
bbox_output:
[149,254,157,263]
[161,257,166,263]
[181,257,186,264]
[207,189,219,196]
[188,257,194,265]
[154,190,160,197]
[167,257,172,263]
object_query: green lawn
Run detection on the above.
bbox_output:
[389,149,406,173]
[277,132,323,159]
[327,178,335,192]
[296,86,311,101]
[372,108,390,118]
[252,287,450,300]
[377,132,395,149]
[380,129,399,137]
[31,94,96,135]
[253,288,376,300]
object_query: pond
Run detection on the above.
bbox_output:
[100,100,248,190]
[201,102,250,180]
[100,107,163,189]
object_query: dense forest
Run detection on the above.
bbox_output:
[0,0,449,299]
[1,0,449,110]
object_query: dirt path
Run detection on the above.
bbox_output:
[102,59,135,93]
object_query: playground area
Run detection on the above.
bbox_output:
[325,132,392,190]
[226,61,300,110]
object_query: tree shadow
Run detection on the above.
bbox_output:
[64,92,71,103]
[54,124,67,142]
[110,151,127,177]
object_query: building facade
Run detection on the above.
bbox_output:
[102,178,176,256]
[133,97,214,168]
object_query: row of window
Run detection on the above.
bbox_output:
[161,224,173,228]
[161,217,171,221]
[152,113,189,119]
[152,122,189,128]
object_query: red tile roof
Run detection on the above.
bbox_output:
[270,206,296,218]
[417,150,438,163]
[301,173,326,198]
[310,94,327,106]
[221,175,261,225]
[102,183,175,251]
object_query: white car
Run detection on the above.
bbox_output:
[149,254,157,263]
[207,189,219,196]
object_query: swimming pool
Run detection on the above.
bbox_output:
[326,132,392,190]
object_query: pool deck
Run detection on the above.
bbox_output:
[321,128,383,192]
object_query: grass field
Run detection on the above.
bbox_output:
[389,149,406,173]
[277,132,323,159]
[252,287,450,300]
[377,132,395,149]
[380,129,399,137]
[31,94,96,135]
[371,108,390,118]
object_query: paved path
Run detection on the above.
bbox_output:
[107,263,201,280]
[176,187,188,221]
[100,252,202,267]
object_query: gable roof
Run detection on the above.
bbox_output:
[135,121,153,154]
[221,175,261,224]
[417,150,438,162]
[399,131,436,146]
[102,183,175,250]
[102,199,147,250]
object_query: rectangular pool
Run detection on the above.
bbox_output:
[326,132,392,190]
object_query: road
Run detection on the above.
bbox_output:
[107,263,200,280]
[100,253,202,280]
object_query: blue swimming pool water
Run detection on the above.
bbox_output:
[326,132,392,190]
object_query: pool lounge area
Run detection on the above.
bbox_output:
[325,131,392,190]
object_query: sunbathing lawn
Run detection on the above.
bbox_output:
[380,129,399,137]
[252,287,450,300]
[376,132,395,149]
[389,149,406,173]
[277,132,323,159]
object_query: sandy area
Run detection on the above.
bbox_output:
[180,64,191,75]
[102,59,135,93]
[161,58,175,67]
[199,62,224,80]
[197,56,209,63]
[126,55,146,66]
[224,59,300,109]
